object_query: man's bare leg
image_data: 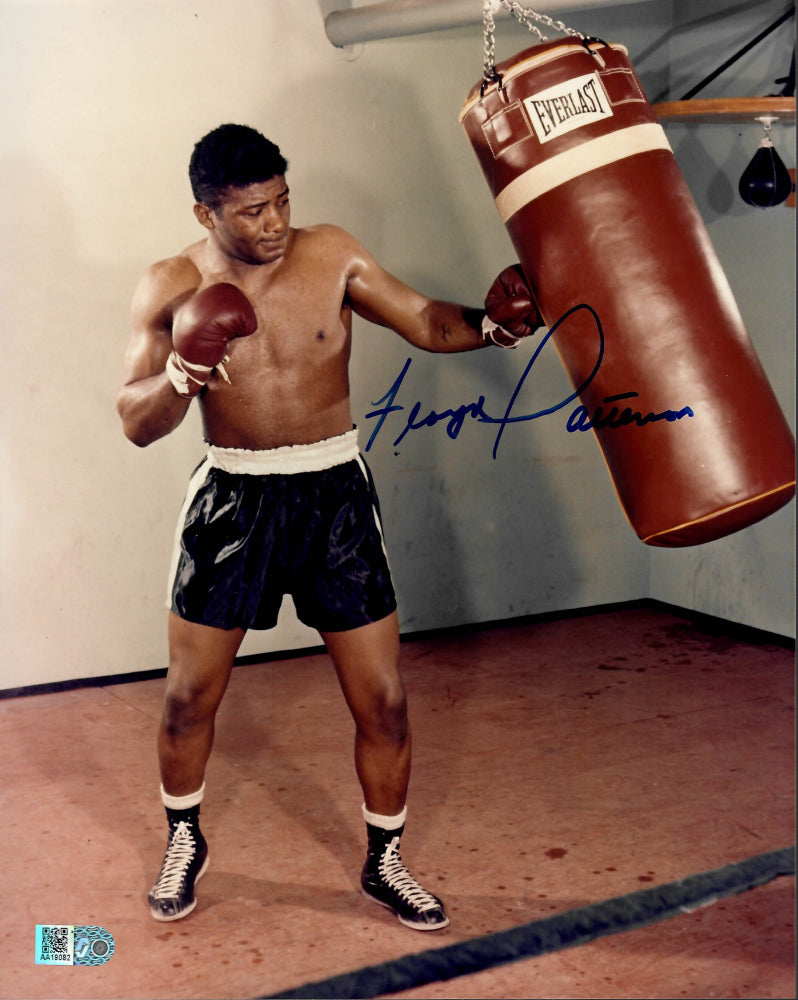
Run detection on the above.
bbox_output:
[158,613,245,794]
[148,613,245,921]
[322,611,409,814]
[322,612,449,930]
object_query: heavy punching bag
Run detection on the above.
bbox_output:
[460,32,795,546]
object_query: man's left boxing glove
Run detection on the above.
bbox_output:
[166,283,258,397]
[482,265,543,349]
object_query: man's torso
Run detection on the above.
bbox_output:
[170,225,357,449]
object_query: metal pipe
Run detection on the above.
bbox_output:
[680,5,795,100]
[324,0,654,48]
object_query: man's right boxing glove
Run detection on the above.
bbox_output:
[166,283,258,397]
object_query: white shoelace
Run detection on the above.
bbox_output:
[379,837,440,912]
[151,821,198,899]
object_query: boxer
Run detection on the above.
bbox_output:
[117,123,541,929]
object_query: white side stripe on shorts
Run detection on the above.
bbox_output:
[165,456,214,611]
[355,454,392,573]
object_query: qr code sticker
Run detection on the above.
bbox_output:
[35,925,114,967]
[35,925,73,965]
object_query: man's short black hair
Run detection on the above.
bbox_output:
[189,124,288,210]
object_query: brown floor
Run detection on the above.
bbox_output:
[1,604,794,1000]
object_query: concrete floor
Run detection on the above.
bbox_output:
[1,604,794,999]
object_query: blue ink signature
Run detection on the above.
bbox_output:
[566,391,694,431]
[366,303,601,458]
[364,303,693,458]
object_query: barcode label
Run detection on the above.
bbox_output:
[35,925,73,965]
[35,925,115,966]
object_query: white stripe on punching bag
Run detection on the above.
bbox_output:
[494,122,673,222]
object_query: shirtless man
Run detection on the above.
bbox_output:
[117,124,541,929]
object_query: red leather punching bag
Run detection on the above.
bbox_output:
[460,38,795,546]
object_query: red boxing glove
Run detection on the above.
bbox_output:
[483,265,543,349]
[167,283,258,396]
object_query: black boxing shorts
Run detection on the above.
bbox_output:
[167,429,397,632]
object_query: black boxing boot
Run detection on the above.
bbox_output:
[148,787,209,922]
[360,806,449,931]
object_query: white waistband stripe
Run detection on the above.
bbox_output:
[494,123,672,222]
[207,429,360,475]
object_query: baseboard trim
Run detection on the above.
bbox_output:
[1,598,792,701]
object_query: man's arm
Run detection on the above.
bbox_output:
[343,235,541,353]
[116,261,198,447]
[344,240,486,353]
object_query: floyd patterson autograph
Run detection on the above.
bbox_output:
[364,304,694,459]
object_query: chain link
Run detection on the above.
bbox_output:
[483,0,585,83]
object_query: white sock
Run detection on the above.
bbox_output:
[362,803,407,830]
[160,783,205,810]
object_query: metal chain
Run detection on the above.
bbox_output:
[483,0,585,83]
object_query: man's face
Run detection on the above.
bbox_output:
[196,176,291,265]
